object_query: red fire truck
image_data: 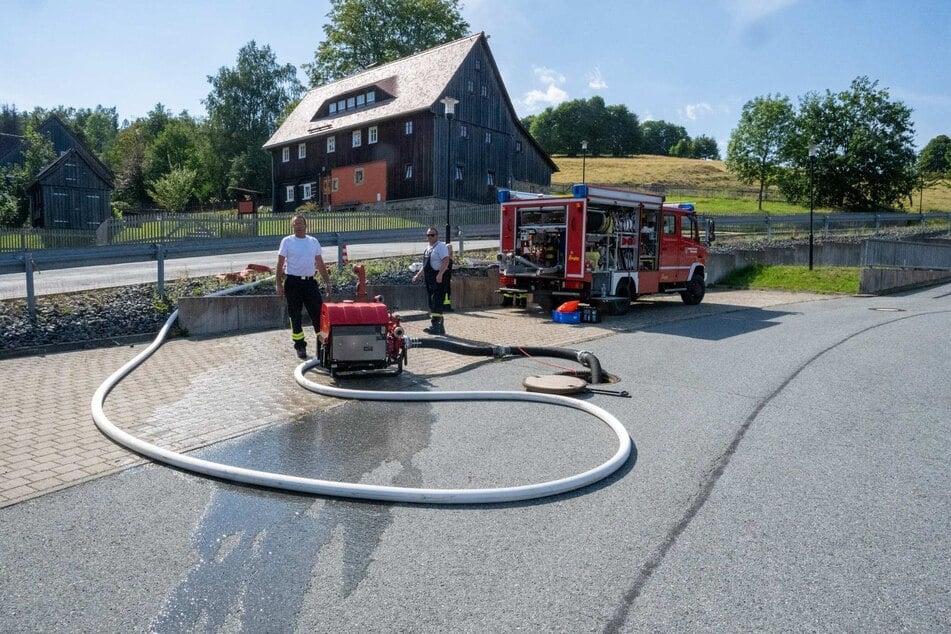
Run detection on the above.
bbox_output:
[497,184,713,314]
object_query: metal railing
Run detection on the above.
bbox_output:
[702,212,951,242]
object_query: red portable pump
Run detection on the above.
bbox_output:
[315,265,407,377]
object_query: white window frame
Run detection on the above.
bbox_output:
[354,168,365,185]
[298,143,306,159]
[352,130,362,147]
[327,136,335,153]
[356,94,365,106]
[347,97,355,109]
[366,91,375,103]
[404,121,413,135]
[484,131,492,144]
[329,102,337,114]
[405,164,413,179]
[454,165,463,181]
[481,84,488,98]
[285,186,294,202]
[487,171,495,187]
[302,183,313,200]
[368,126,378,144]
[282,147,290,162]
[460,124,468,138]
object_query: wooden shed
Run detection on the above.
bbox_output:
[28,146,113,229]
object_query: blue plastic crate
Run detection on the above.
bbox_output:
[552,310,581,324]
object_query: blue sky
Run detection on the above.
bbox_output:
[1,0,948,154]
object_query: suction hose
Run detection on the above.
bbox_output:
[410,338,606,384]
[92,281,630,504]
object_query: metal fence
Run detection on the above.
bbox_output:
[862,238,951,270]
[0,202,501,253]
[2,205,949,255]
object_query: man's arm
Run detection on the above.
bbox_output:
[315,255,331,290]
[276,254,286,296]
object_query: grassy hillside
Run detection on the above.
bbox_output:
[551,155,951,212]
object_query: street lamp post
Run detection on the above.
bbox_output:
[808,144,817,270]
[581,140,588,184]
[440,96,459,243]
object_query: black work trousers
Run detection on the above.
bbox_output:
[284,275,323,346]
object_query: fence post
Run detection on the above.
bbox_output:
[824,215,830,238]
[154,243,166,298]
[875,213,880,235]
[24,252,36,321]
[458,228,465,259]
[765,215,771,240]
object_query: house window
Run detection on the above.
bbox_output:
[475,58,481,71]
[467,80,474,93]
[332,177,339,192]
[285,186,294,202]
[460,124,468,138]
[327,136,336,153]
[302,183,313,200]
[481,84,488,98]
[367,91,375,103]
[516,140,522,153]
[352,130,362,147]
[347,97,355,109]
[405,164,413,179]
[454,165,463,181]
[65,161,77,181]
[329,102,337,114]
[368,126,378,144]
[337,99,346,111]
[356,94,365,106]
[282,147,290,162]
[484,131,492,144]
[487,171,495,187]
[354,168,364,185]
[404,121,413,135]
[298,143,306,159]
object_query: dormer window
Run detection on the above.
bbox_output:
[325,88,382,117]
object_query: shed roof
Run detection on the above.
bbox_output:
[264,33,485,150]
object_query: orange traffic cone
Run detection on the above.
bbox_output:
[341,244,349,265]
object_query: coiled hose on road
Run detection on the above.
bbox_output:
[91,281,631,504]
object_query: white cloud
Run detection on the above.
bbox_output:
[521,65,568,111]
[588,67,607,90]
[681,102,713,121]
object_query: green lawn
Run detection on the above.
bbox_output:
[716,264,861,294]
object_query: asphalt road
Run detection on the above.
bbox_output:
[0,239,499,299]
[2,283,949,632]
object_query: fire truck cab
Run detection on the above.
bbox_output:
[497,184,712,314]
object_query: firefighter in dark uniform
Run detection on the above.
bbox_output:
[412,226,450,335]
[276,214,332,359]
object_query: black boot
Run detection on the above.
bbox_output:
[423,319,445,336]
[294,342,308,359]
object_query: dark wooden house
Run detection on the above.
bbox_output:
[263,32,556,214]
[0,115,114,229]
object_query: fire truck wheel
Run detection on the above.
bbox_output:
[681,274,706,305]
[611,297,631,315]
[535,293,554,312]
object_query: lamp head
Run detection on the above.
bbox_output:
[440,96,459,117]
[581,140,588,152]
[808,144,818,158]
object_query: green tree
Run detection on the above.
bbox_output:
[1,123,55,226]
[204,41,303,199]
[74,106,119,161]
[303,0,469,85]
[640,120,689,156]
[918,135,950,175]
[785,77,917,211]
[692,135,720,160]
[725,95,796,210]
[147,166,197,212]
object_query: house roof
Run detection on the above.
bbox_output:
[28,146,114,189]
[264,33,485,150]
